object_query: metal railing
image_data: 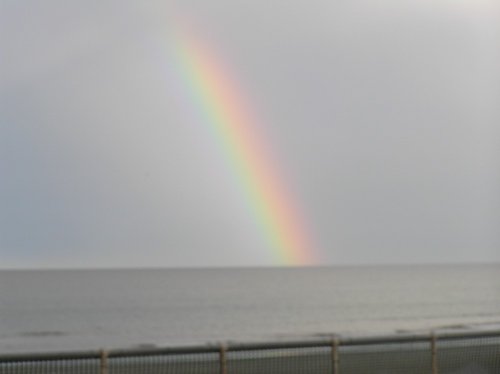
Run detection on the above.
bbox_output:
[1,329,500,373]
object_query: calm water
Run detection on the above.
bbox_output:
[1,265,500,353]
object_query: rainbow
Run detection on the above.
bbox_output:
[168,19,320,266]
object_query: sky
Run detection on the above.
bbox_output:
[1,0,499,269]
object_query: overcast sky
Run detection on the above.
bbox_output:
[1,0,499,268]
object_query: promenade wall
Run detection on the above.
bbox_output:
[1,329,499,373]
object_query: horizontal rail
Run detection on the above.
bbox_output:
[337,328,500,346]
[0,346,222,362]
[2,329,500,363]
[0,351,102,363]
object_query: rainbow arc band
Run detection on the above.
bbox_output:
[170,23,319,266]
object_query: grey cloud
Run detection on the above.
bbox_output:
[1,0,499,268]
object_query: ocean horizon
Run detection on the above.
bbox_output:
[1,264,500,353]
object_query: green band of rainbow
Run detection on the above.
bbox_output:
[169,22,319,265]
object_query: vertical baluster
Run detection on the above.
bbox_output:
[431,333,438,374]
[331,337,340,374]
[219,344,227,374]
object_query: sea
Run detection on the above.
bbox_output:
[1,264,499,354]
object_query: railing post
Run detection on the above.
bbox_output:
[431,333,438,374]
[100,350,108,374]
[219,344,227,374]
[331,336,340,374]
